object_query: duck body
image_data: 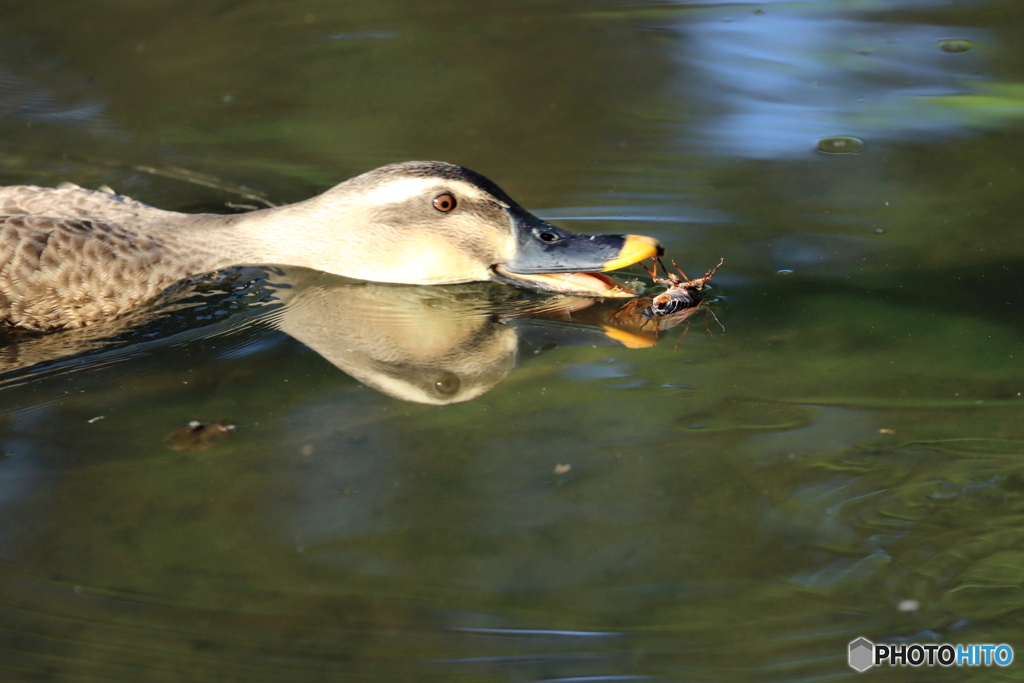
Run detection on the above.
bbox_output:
[0,161,661,331]
[0,186,217,330]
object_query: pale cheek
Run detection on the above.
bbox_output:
[491,230,517,264]
[389,237,493,284]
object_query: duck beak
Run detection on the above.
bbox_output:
[492,211,663,297]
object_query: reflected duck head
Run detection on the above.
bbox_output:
[318,161,663,297]
[273,275,659,406]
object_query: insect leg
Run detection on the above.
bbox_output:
[674,319,693,351]
[702,258,725,283]
[670,260,693,284]
[705,305,725,333]
[642,258,659,281]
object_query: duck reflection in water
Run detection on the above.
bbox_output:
[270,269,663,405]
[264,262,722,404]
[0,262,726,405]
[0,266,710,406]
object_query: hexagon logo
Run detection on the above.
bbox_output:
[849,637,875,672]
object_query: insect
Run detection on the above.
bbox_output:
[609,257,724,344]
[642,257,724,318]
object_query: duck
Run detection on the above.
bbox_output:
[0,161,662,332]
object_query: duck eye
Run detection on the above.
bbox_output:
[537,231,560,244]
[432,193,457,212]
[433,372,461,396]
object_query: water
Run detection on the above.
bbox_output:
[1,0,1024,680]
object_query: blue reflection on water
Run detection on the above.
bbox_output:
[669,2,1000,157]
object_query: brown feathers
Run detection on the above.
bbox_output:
[0,187,214,331]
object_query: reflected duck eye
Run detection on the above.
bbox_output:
[433,373,461,396]
[432,193,457,212]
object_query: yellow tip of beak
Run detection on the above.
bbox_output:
[601,235,663,272]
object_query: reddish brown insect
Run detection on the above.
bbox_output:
[609,257,724,345]
[642,257,723,319]
[606,254,729,348]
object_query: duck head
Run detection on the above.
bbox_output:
[307,161,663,297]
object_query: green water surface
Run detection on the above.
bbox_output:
[1,1,1024,681]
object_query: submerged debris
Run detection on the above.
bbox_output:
[817,136,865,154]
[938,38,973,54]
[163,419,235,452]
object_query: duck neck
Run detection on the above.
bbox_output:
[175,193,364,274]
[170,182,503,286]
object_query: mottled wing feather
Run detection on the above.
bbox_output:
[0,186,210,331]
[0,213,185,331]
